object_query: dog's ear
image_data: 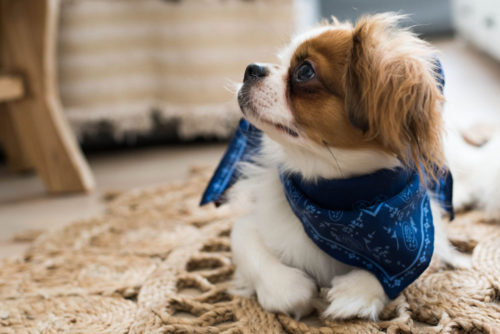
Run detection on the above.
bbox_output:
[345,13,445,179]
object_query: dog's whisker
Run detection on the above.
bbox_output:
[322,141,344,178]
[224,79,241,94]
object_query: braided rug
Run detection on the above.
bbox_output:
[1,166,499,333]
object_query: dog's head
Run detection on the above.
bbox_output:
[237,13,445,178]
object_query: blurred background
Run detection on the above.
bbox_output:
[1,0,500,257]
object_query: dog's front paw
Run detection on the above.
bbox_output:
[230,269,256,297]
[256,265,316,319]
[323,270,388,321]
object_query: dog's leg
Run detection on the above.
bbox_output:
[323,269,388,320]
[231,215,317,319]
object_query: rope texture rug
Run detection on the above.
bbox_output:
[1,167,499,333]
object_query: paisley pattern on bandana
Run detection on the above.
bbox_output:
[280,170,435,299]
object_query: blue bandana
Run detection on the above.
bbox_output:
[200,58,453,298]
[281,168,433,299]
[199,118,262,206]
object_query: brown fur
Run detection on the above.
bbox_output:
[288,29,379,149]
[288,14,445,179]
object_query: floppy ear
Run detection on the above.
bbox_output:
[345,14,445,179]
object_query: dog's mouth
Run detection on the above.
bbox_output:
[263,119,299,137]
[242,108,299,138]
[238,92,299,138]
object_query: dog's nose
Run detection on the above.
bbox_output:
[243,64,268,82]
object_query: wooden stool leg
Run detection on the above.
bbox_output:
[0,108,33,172]
[0,0,94,192]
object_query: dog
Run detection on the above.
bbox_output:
[201,13,500,321]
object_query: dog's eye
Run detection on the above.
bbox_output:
[295,62,315,82]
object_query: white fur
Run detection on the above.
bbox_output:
[323,269,387,320]
[445,128,500,219]
[479,134,500,219]
[277,25,350,66]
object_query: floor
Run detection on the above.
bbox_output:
[1,37,500,259]
[0,143,227,258]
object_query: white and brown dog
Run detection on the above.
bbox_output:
[207,13,500,321]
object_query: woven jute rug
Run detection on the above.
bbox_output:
[1,166,499,333]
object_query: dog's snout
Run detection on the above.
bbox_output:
[244,64,268,83]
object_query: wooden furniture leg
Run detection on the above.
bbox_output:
[0,107,33,172]
[0,75,32,172]
[0,74,23,101]
[0,0,94,192]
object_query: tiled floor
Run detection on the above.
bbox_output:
[1,37,500,259]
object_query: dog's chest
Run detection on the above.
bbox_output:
[251,170,349,286]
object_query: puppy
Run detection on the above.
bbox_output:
[204,13,498,321]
